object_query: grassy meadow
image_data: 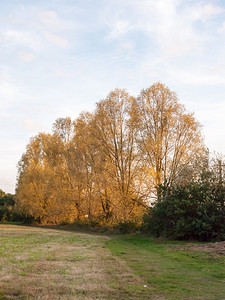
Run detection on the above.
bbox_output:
[0,225,224,300]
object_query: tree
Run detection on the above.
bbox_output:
[52,117,73,144]
[90,89,147,222]
[68,112,101,220]
[137,82,205,196]
[15,132,77,224]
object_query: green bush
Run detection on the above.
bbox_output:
[0,194,14,206]
[144,179,225,241]
[0,193,25,223]
[0,206,11,222]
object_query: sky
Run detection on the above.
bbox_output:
[1,0,225,193]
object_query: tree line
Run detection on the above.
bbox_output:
[15,82,209,228]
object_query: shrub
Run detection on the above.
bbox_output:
[0,206,11,222]
[0,194,14,206]
[0,193,25,223]
[144,179,225,241]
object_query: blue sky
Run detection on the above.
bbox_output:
[1,0,225,193]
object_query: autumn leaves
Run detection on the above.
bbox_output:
[15,83,205,225]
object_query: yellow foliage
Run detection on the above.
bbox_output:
[15,83,205,225]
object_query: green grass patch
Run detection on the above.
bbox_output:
[106,234,225,300]
[0,222,23,225]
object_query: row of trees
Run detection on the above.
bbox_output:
[15,83,206,225]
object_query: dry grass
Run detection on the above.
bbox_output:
[0,225,150,300]
[1,225,223,299]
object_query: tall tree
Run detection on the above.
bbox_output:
[137,82,205,195]
[90,89,146,222]
[15,132,77,224]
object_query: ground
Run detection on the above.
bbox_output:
[179,241,225,256]
[0,224,224,300]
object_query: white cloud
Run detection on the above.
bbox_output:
[194,4,224,21]
[138,0,204,56]
[19,51,36,62]
[3,30,41,50]
[105,0,224,57]
[105,0,202,56]
[39,10,69,31]
[44,32,70,48]
[107,20,132,39]
[118,42,134,50]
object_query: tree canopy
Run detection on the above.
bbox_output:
[15,83,206,225]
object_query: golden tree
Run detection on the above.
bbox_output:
[137,82,205,196]
[15,132,77,224]
[90,89,147,222]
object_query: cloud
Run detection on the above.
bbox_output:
[3,30,40,50]
[39,10,69,31]
[107,20,132,39]
[19,51,36,62]
[137,0,204,56]
[118,42,134,50]
[105,0,224,57]
[44,32,70,48]
[105,0,199,56]
[194,4,224,21]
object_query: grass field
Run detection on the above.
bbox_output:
[0,225,224,299]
